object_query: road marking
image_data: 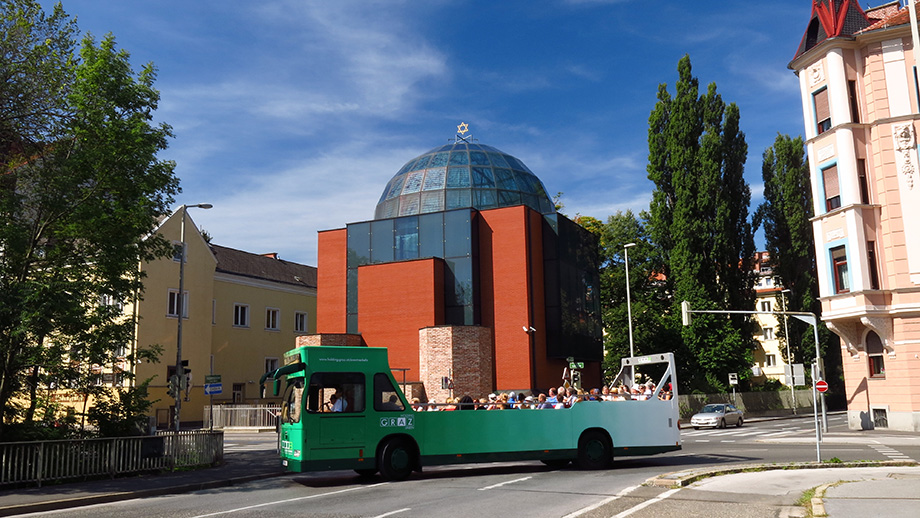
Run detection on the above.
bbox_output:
[370,508,411,518]
[693,439,710,442]
[479,476,532,491]
[188,483,386,517]
[720,440,736,443]
[613,488,680,517]
[561,484,640,518]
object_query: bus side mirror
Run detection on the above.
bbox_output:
[273,378,281,396]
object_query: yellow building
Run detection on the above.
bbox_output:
[751,252,791,385]
[128,209,317,428]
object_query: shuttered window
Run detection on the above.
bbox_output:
[814,88,831,133]
[823,165,841,211]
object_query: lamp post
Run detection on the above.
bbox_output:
[174,203,212,433]
[780,288,795,414]
[779,289,796,415]
[624,243,637,385]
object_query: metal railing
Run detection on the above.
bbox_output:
[0,430,223,488]
[205,404,279,429]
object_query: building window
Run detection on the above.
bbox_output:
[760,300,772,312]
[867,241,880,290]
[857,159,870,204]
[814,88,831,134]
[265,308,280,331]
[233,304,249,328]
[167,290,188,318]
[866,331,885,379]
[847,80,860,123]
[212,299,217,325]
[765,354,777,367]
[265,357,279,373]
[831,246,849,293]
[764,328,775,340]
[764,277,772,287]
[823,165,841,211]
[294,311,309,333]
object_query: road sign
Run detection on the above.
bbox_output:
[205,374,221,384]
[728,372,738,385]
[815,379,829,393]
[204,383,222,395]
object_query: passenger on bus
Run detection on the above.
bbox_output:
[411,397,424,411]
[535,393,552,409]
[325,390,347,412]
[458,395,476,410]
[427,399,439,411]
[546,388,558,404]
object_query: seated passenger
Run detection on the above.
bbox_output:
[427,399,439,411]
[411,397,424,411]
[324,390,347,412]
[535,393,552,409]
[546,388,558,404]
[458,395,476,410]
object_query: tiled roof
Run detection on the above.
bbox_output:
[861,2,913,32]
[210,244,317,288]
[794,0,872,59]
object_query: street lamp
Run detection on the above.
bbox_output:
[780,288,795,414]
[624,243,637,385]
[174,203,212,433]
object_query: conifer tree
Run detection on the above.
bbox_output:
[646,55,756,392]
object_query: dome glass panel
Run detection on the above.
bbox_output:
[374,142,555,220]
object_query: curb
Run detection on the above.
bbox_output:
[0,471,285,517]
[644,459,920,488]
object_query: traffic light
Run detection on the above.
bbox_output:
[167,374,180,399]
[572,370,581,388]
[180,360,191,390]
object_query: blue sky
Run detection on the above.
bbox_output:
[48,0,824,265]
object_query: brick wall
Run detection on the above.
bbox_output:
[295,333,365,347]
[419,325,493,403]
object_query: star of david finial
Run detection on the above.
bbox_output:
[457,122,469,135]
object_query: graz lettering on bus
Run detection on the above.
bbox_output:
[379,415,415,430]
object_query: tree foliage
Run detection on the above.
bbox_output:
[0,1,178,439]
[646,55,757,393]
[755,134,841,388]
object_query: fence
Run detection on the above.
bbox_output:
[677,390,819,419]
[204,404,280,429]
[0,430,223,488]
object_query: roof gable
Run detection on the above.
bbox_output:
[794,0,871,59]
[210,244,317,288]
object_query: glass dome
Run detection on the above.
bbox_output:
[374,142,555,220]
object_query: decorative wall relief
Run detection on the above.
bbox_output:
[893,122,916,189]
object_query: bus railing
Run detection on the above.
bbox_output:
[0,430,223,488]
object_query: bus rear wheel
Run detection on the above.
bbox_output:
[378,438,415,481]
[577,430,612,470]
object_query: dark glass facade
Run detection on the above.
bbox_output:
[542,214,603,362]
[346,209,479,332]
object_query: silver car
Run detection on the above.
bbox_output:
[690,403,743,429]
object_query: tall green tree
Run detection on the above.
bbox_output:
[0,1,178,439]
[646,55,757,393]
[756,134,841,389]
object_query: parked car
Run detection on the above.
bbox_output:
[690,403,743,429]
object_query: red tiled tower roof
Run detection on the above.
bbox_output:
[794,0,871,59]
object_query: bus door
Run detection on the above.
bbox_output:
[306,372,366,448]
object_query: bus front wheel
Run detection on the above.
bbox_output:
[378,438,415,481]
[577,430,612,470]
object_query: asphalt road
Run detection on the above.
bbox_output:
[22,414,920,518]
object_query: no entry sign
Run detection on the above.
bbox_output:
[815,379,829,393]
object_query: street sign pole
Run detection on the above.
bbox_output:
[812,363,821,461]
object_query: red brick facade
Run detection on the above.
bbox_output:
[418,325,492,403]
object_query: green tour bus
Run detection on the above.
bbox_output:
[261,345,681,481]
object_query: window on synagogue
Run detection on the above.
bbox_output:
[294,311,309,333]
[814,88,831,134]
[233,304,249,327]
[831,246,849,294]
[167,290,188,318]
[823,165,841,211]
[265,308,280,331]
[866,331,885,379]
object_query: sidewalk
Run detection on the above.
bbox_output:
[0,449,284,517]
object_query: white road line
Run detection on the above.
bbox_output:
[188,483,387,517]
[561,484,640,518]
[613,488,680,518]
[370,508,411,518]
[720,440,736,443]
[478,476,532,491]
[694,439,710,442]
